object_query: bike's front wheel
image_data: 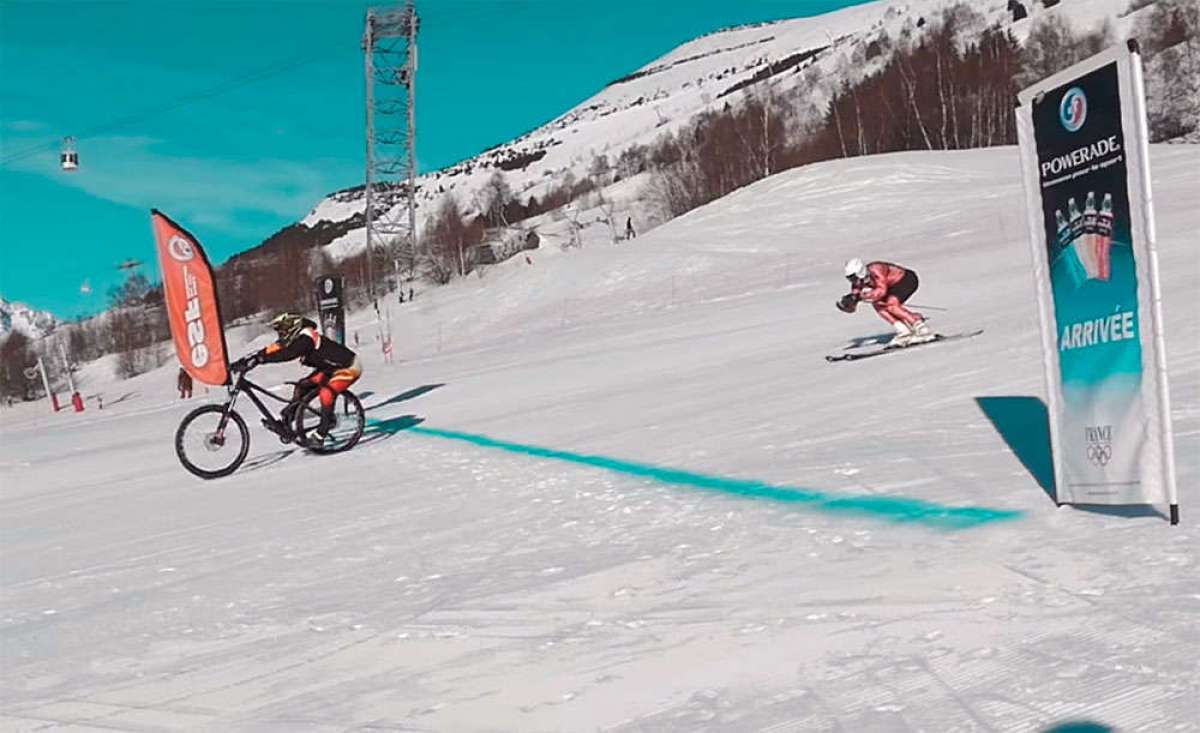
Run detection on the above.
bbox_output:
[294,390,365,454]
[175,405,250,479]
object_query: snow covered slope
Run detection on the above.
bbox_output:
[0,297,57,338]
[2,145,1197,731]
[303,0,1147,259]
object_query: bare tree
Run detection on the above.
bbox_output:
[481,170,513,229]
[588,153,612,187]
[423,194,477,280]
[560,202,586,250]
[1136,0,1200,140]
[615,144,647,179]
[594,189,623,243]
[1018,12,1080,87]
[0,331,35,402]
[107,271,152,309]
[736,81,787,176]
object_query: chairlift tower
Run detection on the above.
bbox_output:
[363,1,419,300]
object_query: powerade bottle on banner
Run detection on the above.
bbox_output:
[1097,192,1115,281]
[1055,208,1087,288]
[1054,209,1072,255]
[1083,191,1099,280]
[1067,196,1095,279]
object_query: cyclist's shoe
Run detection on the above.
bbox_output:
[317,410,335,437]
[301,411,336,449]
[305,430,330,449]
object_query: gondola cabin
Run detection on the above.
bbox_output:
[61,137,79,172]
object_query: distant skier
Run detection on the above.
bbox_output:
[625,216,636,240]
[836,258,934,346]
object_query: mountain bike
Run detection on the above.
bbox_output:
[174,365,365,479]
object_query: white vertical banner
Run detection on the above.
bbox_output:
[1015,42,1178,524]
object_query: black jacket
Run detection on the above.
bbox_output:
[258,323,356,372]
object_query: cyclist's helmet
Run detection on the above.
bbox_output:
[844,257,868,282]
[270,312,305,342]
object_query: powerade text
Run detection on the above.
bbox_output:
[1040,135,1121,178]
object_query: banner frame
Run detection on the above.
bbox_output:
[1014,41,1178,524]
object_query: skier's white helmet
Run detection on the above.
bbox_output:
[844,258,868,281]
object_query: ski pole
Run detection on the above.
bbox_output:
[908,303,949,311]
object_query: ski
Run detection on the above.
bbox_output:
[825,329,984,362]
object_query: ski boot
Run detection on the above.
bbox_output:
[890,320,914,347]
[908,319,937,345]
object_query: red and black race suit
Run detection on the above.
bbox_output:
[257,325,356,372]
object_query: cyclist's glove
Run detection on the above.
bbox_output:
[231,354,260,372]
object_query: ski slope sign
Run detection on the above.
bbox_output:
[150,210,231,386]
[1015,42,1179,524]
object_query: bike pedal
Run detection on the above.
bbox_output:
[260,419,291,439]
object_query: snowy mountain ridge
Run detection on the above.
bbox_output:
[300,0,1142,260]
[0,297,57,339]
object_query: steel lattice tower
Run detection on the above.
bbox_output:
[363,2,418,298]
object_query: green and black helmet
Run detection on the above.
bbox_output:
[269,312,305,342]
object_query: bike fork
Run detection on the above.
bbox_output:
[217,390,241,440]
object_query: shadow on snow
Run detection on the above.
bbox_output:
[359,414,425,447]
[365,384,444,413]
[238,415,425,473]
[975,396,1057,503]
[974,396,1165,520]
[844,332,894,350]
[240,448,297,474]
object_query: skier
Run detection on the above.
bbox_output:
[836,258,934,346]
[230,312,362,441]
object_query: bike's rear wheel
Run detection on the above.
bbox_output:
[175,405,250,479]
[294,390,364,454]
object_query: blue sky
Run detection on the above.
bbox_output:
[0,0,866,319]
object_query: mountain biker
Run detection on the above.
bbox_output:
[230,313,362,440]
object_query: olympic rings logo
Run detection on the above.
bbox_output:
[1086,443,1112,466]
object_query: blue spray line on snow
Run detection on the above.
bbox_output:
[396,424,1023,530]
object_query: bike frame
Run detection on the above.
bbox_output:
[217,369,352,443]
[220,373,303,432]
[176,368,362,479]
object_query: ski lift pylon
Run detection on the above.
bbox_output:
[61,136,79,172]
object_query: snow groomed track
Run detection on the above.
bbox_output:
[2,147,1197,731]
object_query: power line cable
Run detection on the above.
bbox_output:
[1,51,337,167]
